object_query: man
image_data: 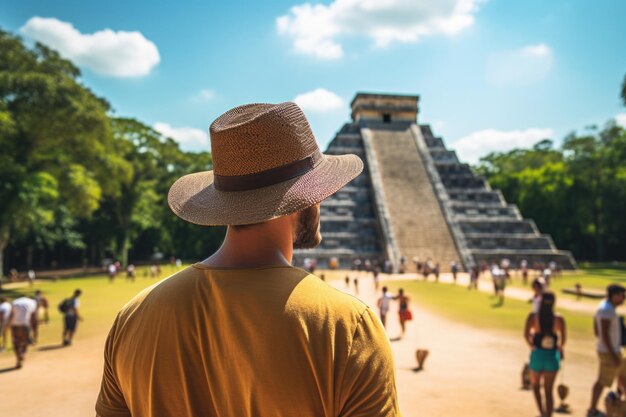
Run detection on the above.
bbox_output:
[588,284,626,417]
[96,102,400,416]
[61,289,82,346]
[0,296,11,351]
[9,295,39,368]
[377,286,393,328]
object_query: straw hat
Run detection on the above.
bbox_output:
[168,102,363,226]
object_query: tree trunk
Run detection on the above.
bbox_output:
[0,224,9,291]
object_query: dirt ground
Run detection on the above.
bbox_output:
[0,273,601,417]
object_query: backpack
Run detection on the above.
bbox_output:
[620,316,626,347]
[58,298,73,314]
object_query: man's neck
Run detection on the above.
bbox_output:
[200,217,294,269]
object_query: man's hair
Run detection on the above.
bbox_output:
[382,286,388,292]
[35,290,42,295]
[74,289,82,297]
[0,296,6,302]
[607,284,626,298]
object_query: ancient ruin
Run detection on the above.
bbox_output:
[294,93,576,271]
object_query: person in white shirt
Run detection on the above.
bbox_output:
[377,286,393,328]
[588,285,626,417]
[0,296,12,351]
[10,296,40,369]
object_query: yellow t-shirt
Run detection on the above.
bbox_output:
[96,265,400,417]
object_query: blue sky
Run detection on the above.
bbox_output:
[2,0,626,163]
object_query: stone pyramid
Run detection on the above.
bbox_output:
[294,93,576,271]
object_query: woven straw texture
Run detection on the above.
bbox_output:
[168,102,363,226]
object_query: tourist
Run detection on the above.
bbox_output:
[353,277,359,295]
[434,263,440,282]
[588,284,626,417]
[96,102,399,416]
[543,267,552,286]
[35,290,49,323]
[521,259,529,285]
[344,275,350,288]
[10,295,39,368]
[399,255,407,274]
[524,292,566,417]
[126,264,136,281]
[530,278,546,313]
[395,288,412,337]
[108,263,116,283]
[27,269,36,286]
[451,260,458,283]
[0,296,11,352]
[491,264,506,304]
[377,286,393,328]
[468,266,479,290]
[60,289,82,346]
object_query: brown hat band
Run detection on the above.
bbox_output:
[214,153,320,192]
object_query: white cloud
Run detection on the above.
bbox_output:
[277,0,481,59]
[485,43,553,86]
[191,89,215,103]
[615,113,626,129]
[294,88,344,112]
[20,17,160,77]
[453,127,554,164]
[154,122,209,151]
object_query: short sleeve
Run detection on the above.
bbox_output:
[96,318,131,417]
[74,299,80,309]
[597,305,616,320]
[338,308,401,417]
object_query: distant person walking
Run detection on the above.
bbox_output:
[524,292,566,417]
[0,296,11,351]
[395,288,412,337]
[588,285,626,417]
[108,263,116,283]
[60,289,82,346]
[451,261,458,283]
[377,286,393,328]
[468,266,479,290]
[34,290,49,323]
[531,278,546,313]
[10,296,39,368]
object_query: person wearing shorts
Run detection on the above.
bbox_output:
[588,284,626,417]
[377,286,392,328]
[10,296,39,369]
[62,289,82,346]
[524,292,566,417]
[395,288,412,337]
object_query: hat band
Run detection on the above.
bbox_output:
[214,153,320,192]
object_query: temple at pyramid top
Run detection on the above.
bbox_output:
[351,93,420,123]
[294,92,576,271]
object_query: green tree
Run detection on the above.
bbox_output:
[0,30,127,277]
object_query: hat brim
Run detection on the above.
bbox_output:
[168,154,363,226]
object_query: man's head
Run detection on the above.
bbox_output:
[74,289,82,298]
[398,288,404,296]
[607,284,626,306]
[531,278,545,293]
[382,286,388,294]
[168,102,363,230]
[34,290,42,296]
[0,296,6,303]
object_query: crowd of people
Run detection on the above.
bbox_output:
[0,288,82,369]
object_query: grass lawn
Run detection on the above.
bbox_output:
[385,279,594,341]
[507,264,626,303]
[0,264,182,356]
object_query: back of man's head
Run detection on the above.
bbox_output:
[74,289,82,297]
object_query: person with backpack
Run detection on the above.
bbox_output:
[59,289,82,346]
[524,292,566,417]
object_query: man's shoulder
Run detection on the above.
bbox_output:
[286,268,369,322]
[596,300,616,317]
[116,266,205,320]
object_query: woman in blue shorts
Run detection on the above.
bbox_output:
[524,292,566,417]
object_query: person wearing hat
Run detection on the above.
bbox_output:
[588,284,626,417]
[96,102,400,417]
